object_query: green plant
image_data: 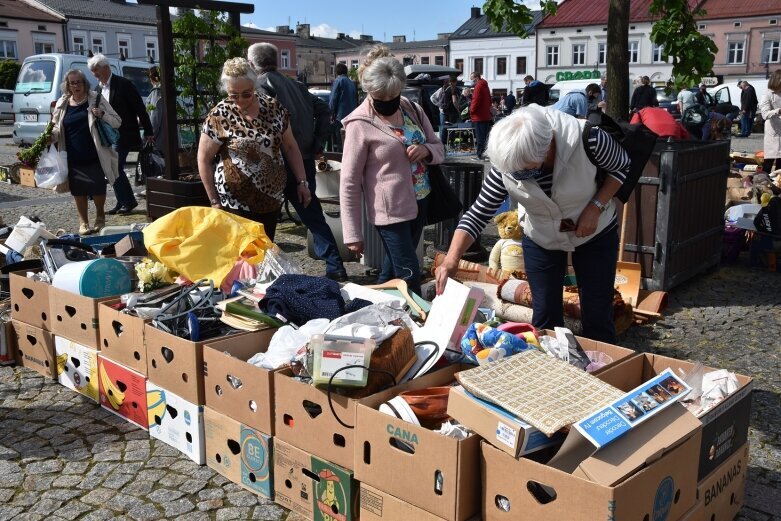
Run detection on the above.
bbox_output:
[16,122,53,168]
[0,60,21,90]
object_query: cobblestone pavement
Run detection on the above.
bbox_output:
[0,130,778,520]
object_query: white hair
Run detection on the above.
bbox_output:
[486,104,553,174]
[360,56,405,97]
[87,53,110,70]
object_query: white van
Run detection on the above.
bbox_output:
[12,53,153,145]
[548,79,602,105]
[710,80,768,111]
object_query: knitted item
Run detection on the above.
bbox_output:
[259,274,347,325]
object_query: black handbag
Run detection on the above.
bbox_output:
[426,164,463,225]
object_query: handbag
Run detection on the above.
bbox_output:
[426,164,463,225]
[93,90,120,148]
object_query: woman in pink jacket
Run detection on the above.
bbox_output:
[340,46,444,294]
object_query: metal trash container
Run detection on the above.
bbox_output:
[434,161,487,261]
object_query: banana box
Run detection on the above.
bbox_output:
[204,407,273,499]
[98,355,148,430]
[147,382,205,465]
[54,336,99,402]
[10,271,52,330]
[11,320,55,378]
[98,299,149,375]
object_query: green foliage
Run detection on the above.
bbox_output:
[483,0,557,38]
[0,60,21,90]
[16,122,53,168]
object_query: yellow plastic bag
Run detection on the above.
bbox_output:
[142,206,272,286]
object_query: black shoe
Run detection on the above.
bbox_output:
[106,204,123,215]
[116,202,139,215]
[325,271,348,283]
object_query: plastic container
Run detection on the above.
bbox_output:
[51,258,132,298]
[310,334,375,388]
[584,350,614,373]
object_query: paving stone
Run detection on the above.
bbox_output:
[216,507,252,520]
[175,511,210,521]
[252,504,287,519]
[144,456,179,469]
[25,459,63,474]
[179,478,208,495]
[52,500,91,519]
[52,474,83,488]
[227,490,260,507]
[81,488,118,506]
[162,498,195,517]
[106,493,144,513]
[124,449,150,461]
[0,489,14,502]
[122,480,155,496]
[102,471,135,489]
[30,498,65,515]
[126,503,162,521]
[198,487,225,500]
[147,487,185,503]
[23,474,56,491]
[81,508,119,521]
[62,461,90,474]
[0,506,23,519]
[136,470,167,482]
[115,462,144,474]
[158,472,188,487]
[9,513,45,521]
[93,451,122,462]
[197,499,224,511]
[41,489,83,501]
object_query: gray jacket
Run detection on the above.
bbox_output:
[257,70,330,160]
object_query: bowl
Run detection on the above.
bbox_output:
[399,386,452,425]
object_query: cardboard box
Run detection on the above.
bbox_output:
[11,320,55,378]
[597,353,753,480]
[359,484,448,521]
[273,438,358,521]
[204,407,273,499]
[676,501,705,521]
[55,336,99,402]
[697,442,748,521]
[147,381,205,464]
[98,355,148,429]
[98,299,148,375]
[203,329,276,434]
[354,365,480,521]
[0,319,17,365]
[113,235,147,257]
[50,287,112,349]
[10,271,52,330]
[146,325,247,405]
[19,166,36,187]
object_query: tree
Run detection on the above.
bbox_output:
[0,60,21,90]
[483,0,718,120]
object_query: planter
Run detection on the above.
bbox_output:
[146,177,208,219]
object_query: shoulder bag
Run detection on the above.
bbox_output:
[93,90,120,148]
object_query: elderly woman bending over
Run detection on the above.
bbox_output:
[339,45,444,295]
[435,105,629,343]
[198,57,310,241]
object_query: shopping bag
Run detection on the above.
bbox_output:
[34,145,68,188]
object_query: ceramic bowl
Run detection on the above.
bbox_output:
[399,386,452,425]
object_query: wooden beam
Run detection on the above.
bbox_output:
[137,0,254,14]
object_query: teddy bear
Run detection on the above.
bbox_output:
[489,209,525,274]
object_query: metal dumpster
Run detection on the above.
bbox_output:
[434,161,487,261]
[621,139,731,291]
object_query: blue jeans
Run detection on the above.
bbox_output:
[284,159,346,276]
[740,110,755,136]
[473,120,490,158]
[376,196,428,295]
[522,226,619,343]
[113,145,137,207]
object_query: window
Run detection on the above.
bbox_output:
[652,43,665,63]
[421,56,430,64]
[455,59,463,71]
[435,55,443,66]
[628,41,639,63]
[771,19,778,25]
[34,41,54,54]
[496,56,507,75]
[145,37,158,61]
[91,32,105,54]
[572,43,585,65]
[38,25,47,31]
[473,57,483,75]
[546,45,559,67]
[72,32,86,54]
[516,56,527,74]
[698,23,707,30]
[597,42,606,65]
[280,50,290,68]
[117,35,130,59]
[763,40,780,63]
[0,39,16,59]
[350,59,358,69]
[734,22,742,28]
[728,41,745,64]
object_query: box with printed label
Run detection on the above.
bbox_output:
[146,324,248,405]
[204,407,273,499]
[11,320,55,378]
[10,271,52,330]
[55,336,99,402]
[697,442,748,521]
[354,365,480,521]
[98,299,149,375]
[359,484,448,521]
[597,352,753,480]
[273,438,358,521]
[147,381,205,464]
[203,329,276,434]
[50,287,112,349]
[98,355,148,429]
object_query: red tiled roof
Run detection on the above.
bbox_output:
[698,0,781,20]
[539,0,702,28]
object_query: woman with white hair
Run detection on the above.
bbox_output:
[197,57,310,241]
[340,45,444,295]
[434,104,629,343]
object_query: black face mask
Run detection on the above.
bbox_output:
[372,95,401,116]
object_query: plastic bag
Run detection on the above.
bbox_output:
[34,145,68,189]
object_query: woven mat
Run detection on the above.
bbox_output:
[455,350,624,435]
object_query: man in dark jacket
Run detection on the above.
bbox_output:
[521,75,548,106]
[88,53,153,215]
[248,43,348,281]
[630,76,658,114]
[504,91,516,114]
[739,80,759,137]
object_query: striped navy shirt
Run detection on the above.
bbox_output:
[457,127,630,240]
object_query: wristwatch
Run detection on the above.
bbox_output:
[590,198,607,213]
[297,179,308,186]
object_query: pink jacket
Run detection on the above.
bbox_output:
[339,96,444,245]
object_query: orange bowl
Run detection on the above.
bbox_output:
[399,386,451,425]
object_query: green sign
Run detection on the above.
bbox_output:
[555,70,601,82]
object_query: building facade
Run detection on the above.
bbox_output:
[1,1,65,61]
[242,26,298,78]
[334,35,449,74]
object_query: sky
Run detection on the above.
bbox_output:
[240,1,541,42]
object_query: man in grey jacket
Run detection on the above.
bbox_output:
[248,43,348,281]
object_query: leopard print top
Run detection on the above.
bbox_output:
[202,93,289,213]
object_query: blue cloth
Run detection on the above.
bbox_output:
[740,109,755,137]
[259,274,362,325]
[63,103,98,164]
[553,91,589,118]
[522,226,619,343]
[375,197,428,295]
[460,322,531,364]
[329,75,358,121]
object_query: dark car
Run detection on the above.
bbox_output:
[656,86,739,122]
[402,65,466,131]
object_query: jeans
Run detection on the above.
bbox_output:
[376,196,428,295]
[283,159,346,276]
[112,145,138,207]
[521,226,619,343]
[473,120,490,158]
[439,111,447,144]
[740,110,755,136]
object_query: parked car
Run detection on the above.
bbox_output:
[308,88,330,105]
[0,89,12,122]
[12,53,153,145]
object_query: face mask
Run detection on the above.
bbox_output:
[372,95,401,116]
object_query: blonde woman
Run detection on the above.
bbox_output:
[51,69,121,235]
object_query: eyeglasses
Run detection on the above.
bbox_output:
[67,81,83,86]
[227,91,254,100]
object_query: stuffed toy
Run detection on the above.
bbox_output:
[489,210,525,273]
